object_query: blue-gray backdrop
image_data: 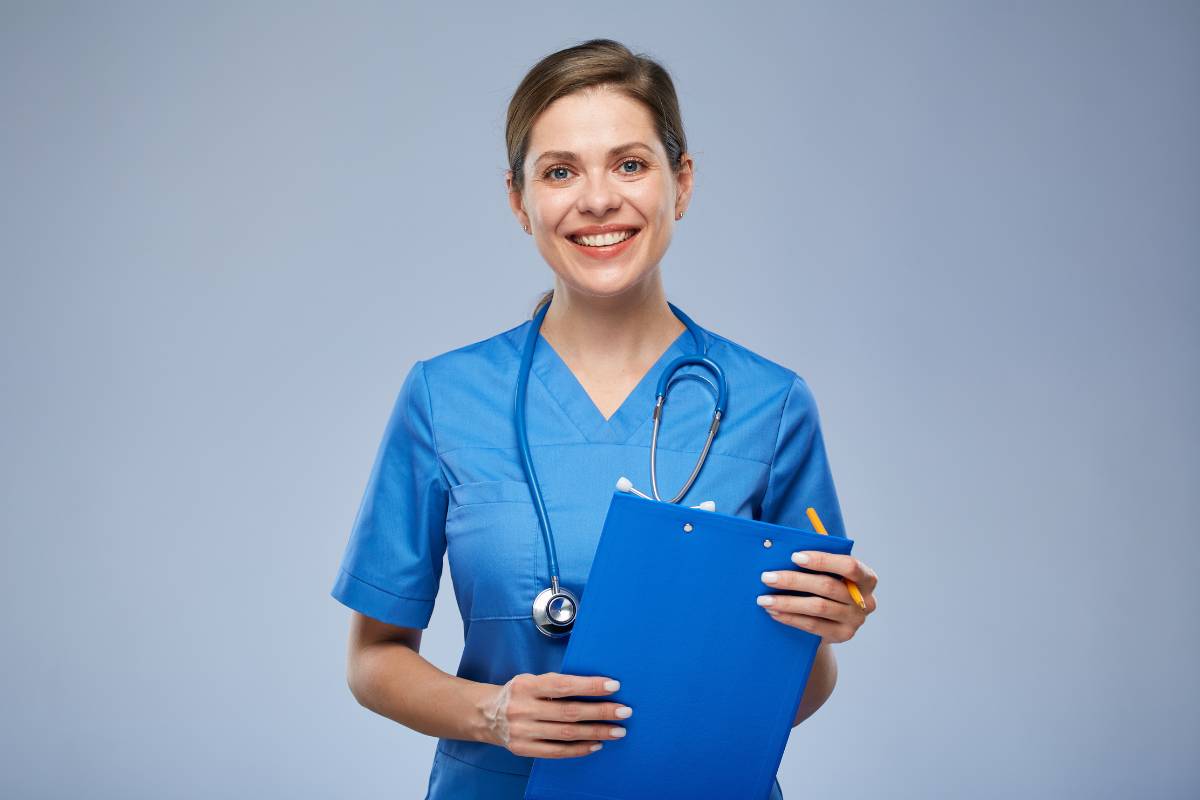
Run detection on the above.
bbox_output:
[2,2,1196,798]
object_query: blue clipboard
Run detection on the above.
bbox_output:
[524,491,855,800]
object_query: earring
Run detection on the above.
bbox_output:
[523,224,530,233]
[676,211,684,220]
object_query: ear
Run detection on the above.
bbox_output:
[673,153,695,218]
[506,170,529,230]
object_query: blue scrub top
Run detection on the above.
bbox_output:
[331,307,847,800]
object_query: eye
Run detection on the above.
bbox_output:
[540,157,650,182]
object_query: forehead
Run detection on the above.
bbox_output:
[527,88,661,162]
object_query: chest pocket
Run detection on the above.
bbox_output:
[444,479,540,622]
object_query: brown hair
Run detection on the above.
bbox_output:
[505,38,689,318]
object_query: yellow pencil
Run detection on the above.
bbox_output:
[805,507,867,610]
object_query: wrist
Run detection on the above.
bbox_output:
[470,681,505,746]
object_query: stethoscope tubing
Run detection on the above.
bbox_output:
[515,299,564,588]
[515,299,725,636]
[649,354,727,503]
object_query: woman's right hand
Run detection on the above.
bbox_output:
[479,672,633,758]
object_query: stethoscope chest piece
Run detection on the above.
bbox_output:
[532,582,579,638]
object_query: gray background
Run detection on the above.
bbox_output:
[2,2,1196,798]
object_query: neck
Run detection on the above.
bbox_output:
[539,276,687,366]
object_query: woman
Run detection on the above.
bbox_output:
[330,38,879,800]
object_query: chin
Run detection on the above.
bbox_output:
[561,267,655,299]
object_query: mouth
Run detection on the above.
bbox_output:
[564,228,643,263]
[566,228,641,248]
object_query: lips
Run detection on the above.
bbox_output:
[565,227,642,260]
[568,226,641,244]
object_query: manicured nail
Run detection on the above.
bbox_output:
[792,552,810,564]
[610,727,626,738]
[757,595,775,606]
[616,706,633,718]
[761,571,778,584]
[604,680,620,691]
[590,743,604,752]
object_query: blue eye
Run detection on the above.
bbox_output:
[542,157,649,182]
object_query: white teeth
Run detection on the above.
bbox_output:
[570,229,636,247]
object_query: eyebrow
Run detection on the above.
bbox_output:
[533,141,654,165]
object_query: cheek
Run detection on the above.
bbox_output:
[626,181,671,214]
[531,193,573,227]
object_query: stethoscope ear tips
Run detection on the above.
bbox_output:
[615,476,653,500]
[616,476,716,511]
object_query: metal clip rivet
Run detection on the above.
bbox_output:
[683,522,694,533]
[763,538,773,548]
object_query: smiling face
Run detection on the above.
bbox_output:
[507,86,693,300]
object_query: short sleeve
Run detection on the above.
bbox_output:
[330,360,449,628]
[759,374,848,538]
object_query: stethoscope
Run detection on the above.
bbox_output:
[515,299,728,638]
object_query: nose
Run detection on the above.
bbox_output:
[575,168,622,218]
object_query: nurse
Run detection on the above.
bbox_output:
[331,38,879,800]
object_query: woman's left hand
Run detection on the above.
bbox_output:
[757,551,878,643]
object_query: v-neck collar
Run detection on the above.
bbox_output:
[505,304,709,445]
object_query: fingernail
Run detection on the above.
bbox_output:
[604,680,620,691]
[757,595,775,606]
[610,727,627,738]
[761,571,778,584]
[590,743,604,752]
[616,706,633,718]
[792,552,809,564]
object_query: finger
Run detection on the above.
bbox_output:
[765,608,855,643]
[759,592,855,623]
[792,550,873,586]
[511,737,607,759]
[538,698,633,723]
[523,719,628,743]
[860,561,879,592]
[530,672,620,699]
[760,568,851,603]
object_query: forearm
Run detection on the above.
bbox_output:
[792,642,837,726]
[348,640,497,744]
